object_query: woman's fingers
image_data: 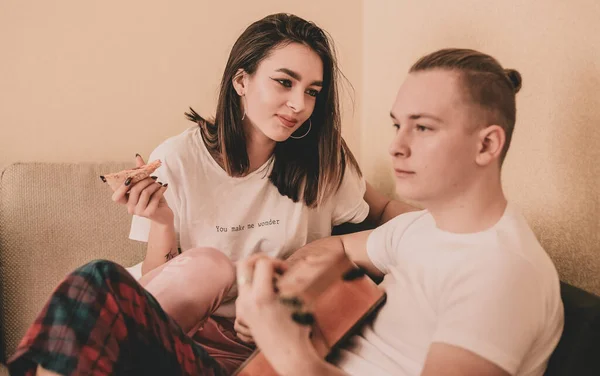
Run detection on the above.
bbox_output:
[135,181,163,214]
[135,153,146,167]
[144,184,168,215]
[126,178,158,214]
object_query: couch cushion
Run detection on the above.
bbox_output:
[0,162,146,362]
[545,282,600,375]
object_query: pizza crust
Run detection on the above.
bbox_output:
[100,160,162,191]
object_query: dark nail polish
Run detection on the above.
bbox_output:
[124,177,132,186]
[99,175,106,183]
[291,312,314,325]
[151,176,158,180]
[342,267,366,281]
[157,181,163,185]
[135,153,141,158]
[280,296,303,308]
[163,183,168,188]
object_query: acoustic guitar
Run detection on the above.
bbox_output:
[233,252,386,375]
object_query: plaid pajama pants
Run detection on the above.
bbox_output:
[8,260,227,376]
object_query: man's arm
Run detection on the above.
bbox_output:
[363,181,416,225]
[421,343,510,376]
[285,230,384,280]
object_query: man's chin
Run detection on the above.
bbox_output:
[395,187,427,207]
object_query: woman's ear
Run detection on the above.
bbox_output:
[475,125,505,166]
[232,69,247,96]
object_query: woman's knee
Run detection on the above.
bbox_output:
[177,247,235,287]
[76,259,130,282]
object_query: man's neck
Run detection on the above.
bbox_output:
[427,175,507,234]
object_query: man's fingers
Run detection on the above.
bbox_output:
[234,317,255,343]
[253,259,277,301]
[234,318,250,333]
[135,154,146,167]
[236,332,255,344]
[237,257,254,293]
[242,254,287,275]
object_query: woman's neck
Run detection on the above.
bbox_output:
[244,122,276,174]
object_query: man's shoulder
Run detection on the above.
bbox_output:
[386,209,429,228]
[369,209,430,245]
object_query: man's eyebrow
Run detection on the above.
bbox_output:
[276,68,323,87]
[409,113,444,123]
[390,112,444,123]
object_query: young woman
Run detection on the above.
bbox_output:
[8,13,411,375]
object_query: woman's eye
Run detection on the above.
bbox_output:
[275,79,292,88]
[306,89,319,97]
[416,125,430,132]
[393,123,400,130]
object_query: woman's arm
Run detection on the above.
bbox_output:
[112,155,178,276]
[142,218,178,275]
[363,181,416,225]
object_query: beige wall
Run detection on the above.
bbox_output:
[362,0,600,294]
[0,0,363,167]
[2,1,599,293]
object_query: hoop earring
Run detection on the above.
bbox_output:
[241,95,247,121]
[290,119,311,139]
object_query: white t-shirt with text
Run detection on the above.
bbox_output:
[128,126,369,316]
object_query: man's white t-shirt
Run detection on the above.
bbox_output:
[336,204,564,376]
[128,126,369,316]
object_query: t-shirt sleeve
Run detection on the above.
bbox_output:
[431,255,543,374]
[365,211,424,274]
[331,164,369,226]
[128,143,181,243]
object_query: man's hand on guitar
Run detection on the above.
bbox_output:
[235,254,321,375]
[233,317,254,344]
[234,253,284,344]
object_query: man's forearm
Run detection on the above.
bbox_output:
[285,236,345,266]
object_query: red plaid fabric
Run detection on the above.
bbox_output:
[8,260,226,376]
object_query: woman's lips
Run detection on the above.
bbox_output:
[277,115,298,128]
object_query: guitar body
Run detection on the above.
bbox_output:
[233,253,386,376]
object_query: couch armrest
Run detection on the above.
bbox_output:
[545,282,600,375]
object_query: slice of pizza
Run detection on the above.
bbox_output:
[100,160,162,191]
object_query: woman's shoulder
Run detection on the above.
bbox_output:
[150,126,202,161]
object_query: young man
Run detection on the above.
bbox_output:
[236,48,564,376]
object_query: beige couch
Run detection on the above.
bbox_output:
[1,162,599,375]
[0,162,146,375]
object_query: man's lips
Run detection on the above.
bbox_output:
[394,168,415,177]
[277,115,298,128]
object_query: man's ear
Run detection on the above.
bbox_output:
[475,125,505,166]
[232,69,248,96]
